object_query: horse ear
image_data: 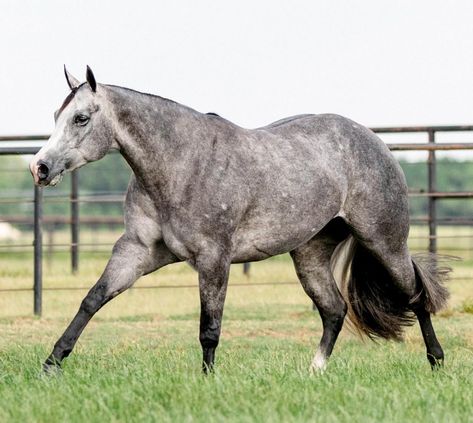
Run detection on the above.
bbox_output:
[64,65,80,91]
[86,65,97,92]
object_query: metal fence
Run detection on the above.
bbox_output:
[1,125,473,316]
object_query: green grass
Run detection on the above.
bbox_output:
[1,307,473,422]
[462,298,473,314]
[1,248,473,422]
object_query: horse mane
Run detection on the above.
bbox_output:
[105,84,179,106]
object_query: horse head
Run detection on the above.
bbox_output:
[30,66,117,186]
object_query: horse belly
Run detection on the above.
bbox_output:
[230,201,340,262]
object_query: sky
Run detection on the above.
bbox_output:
[2,0,473,152]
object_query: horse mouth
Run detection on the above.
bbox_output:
[49,170,65,186]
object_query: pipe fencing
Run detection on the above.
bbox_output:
[1,125,473,316]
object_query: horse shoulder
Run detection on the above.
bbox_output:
[123,176,163,245]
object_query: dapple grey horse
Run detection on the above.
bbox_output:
[30,66,450,373]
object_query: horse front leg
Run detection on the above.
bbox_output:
[197,250,231,373]
[43,237,177,373]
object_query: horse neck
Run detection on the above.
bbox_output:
[105,85,204,192]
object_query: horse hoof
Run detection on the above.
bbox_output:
[309,351,327,375]
[42,361,62,376]
[202,363,215,375]
[309,360,327,375]
[309,365,326,375]
[427,352,444,370]
[429,357,444,371]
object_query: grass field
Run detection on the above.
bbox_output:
[1,234,473,422]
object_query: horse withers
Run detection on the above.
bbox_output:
[30,66,450,373]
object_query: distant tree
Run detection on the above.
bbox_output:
[400,158,473,219]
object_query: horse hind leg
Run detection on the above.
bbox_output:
[411,255,450,367]
[378,246,448,368]
[290,218,349,372]
[343,224,449,368]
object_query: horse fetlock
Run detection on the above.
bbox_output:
[202,347,217,373]
[200,324,220,371]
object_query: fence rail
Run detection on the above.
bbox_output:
[1,124,473,315]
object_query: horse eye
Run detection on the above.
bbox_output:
[74,114,90,126]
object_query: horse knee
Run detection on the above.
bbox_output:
[199,313,221,348]
[80,289,107,315]
[199,330,220,350]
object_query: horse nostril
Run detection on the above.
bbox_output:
[37,161,50,181]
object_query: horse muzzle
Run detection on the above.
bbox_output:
[29,158,65,187]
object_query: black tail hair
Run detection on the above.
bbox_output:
[332,236,451,341]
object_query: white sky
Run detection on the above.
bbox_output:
[2,0,473,150]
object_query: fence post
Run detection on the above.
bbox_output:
[71,170,79,273]
[33,185,43,316]
[427,129,437,254]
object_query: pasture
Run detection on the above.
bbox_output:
[1,229,473,422]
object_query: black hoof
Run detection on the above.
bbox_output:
[202,362,214,375]
[43,358,62,375]
[427,353,444,370]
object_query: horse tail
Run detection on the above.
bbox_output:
[410,253,451,313]
[332,236,451,341]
